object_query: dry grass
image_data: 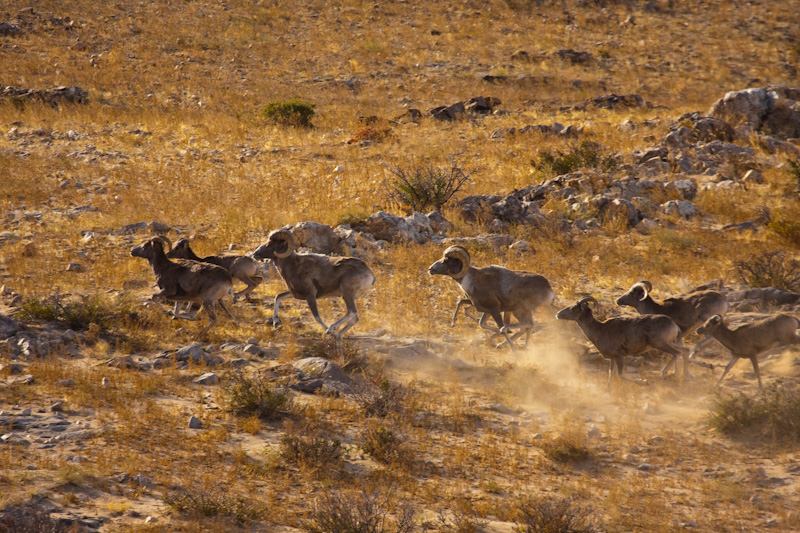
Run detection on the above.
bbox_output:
[2,0,800,530]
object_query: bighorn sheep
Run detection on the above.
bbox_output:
[616,281,729,370]
[252,228,375,336]
[166,238,264,302]
[130,236,235,339]
[428,245,555,350]
[697,314,800,389]
[556,297,689,385]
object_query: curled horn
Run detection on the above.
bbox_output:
[269,229,298,258]
[577,296,598,307]
[151,235,172,252]
[634,280,652,300]
[443,245,470,279]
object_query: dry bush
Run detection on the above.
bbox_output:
[163,484,266,524]
[352,377,411,418]
[302,487,415,533]
[708,384,800,446]
[358,424,410,465]
[15,292,123,333]
[301,336,369,375]
[436,497,488,533]
[734,250,800,291]
[279,422,344,476]
[223,371,295,420]
[514,495,600,533]
[531,141,619,178]
[384,154,477,213]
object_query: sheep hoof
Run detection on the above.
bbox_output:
[270,317,282,329]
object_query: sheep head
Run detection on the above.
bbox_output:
[556,296,597,321]
[697,314,723,336]
[165,238,192,259]
[428,245,470,280]
[253,229,297,261]
[130,236,172,260]
[616,280,652,307]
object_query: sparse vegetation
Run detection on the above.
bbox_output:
[302,488,415,533]
[262,98,316,128]
[709,384,800,445]
[515,495,600,533]
[384,155,476,213]
[2,0,800,530]
[164,484,266,523]
[358,425,408,465]
[224,371,295,419]
[735,250,800,291]
[531,141,619,177]
[352,377,410,418]
[16,292,118,332]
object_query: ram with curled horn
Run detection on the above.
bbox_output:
[130,235,236,339]
[252,227,375,336]
[556,296,688,386]
[428,245,555,351]
[616,280,729,371]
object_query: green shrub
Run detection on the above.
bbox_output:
[17,293,117,332]
[531,141,619,177]
[263,98,316,127]
[224,371,294,419]
[708,384,800,445]
[515,495,600,533]
[384,155,476,213]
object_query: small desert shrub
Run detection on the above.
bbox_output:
[302,488,415,533]
[280,425,344,474]
[384,154,476,213]
[302,336,369,375]
[17,293,117,332]
[538,415,592,463]
[262,98,315,127]
[515,495,600,533]
[708,384,800,445]
[789,158,800,194]
[224,371,294,420]
[359,425,407,464]
[164,485,265,523]
[531,141,619,177]
[436,497,488,533]
[734,250,800,291]
[768,215,800,247]
[352,377,410,418]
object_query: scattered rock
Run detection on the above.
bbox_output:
[188,416,202,429]
[193,372,218,385]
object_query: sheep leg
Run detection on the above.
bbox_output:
[750,356,763,390]
[480,311,516,351]
[451,298,478,327]
[271,291,292,328]
[233,276,261,303]
[715,355,741,387]
[328,295,359,336]
[659,344,690,379]
[218,298,237,323]
[195,302,216,340]
[305,296,331,333]
[687,336,715,370]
